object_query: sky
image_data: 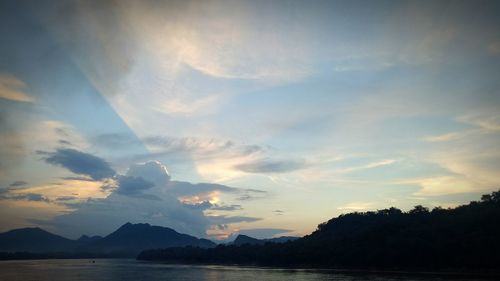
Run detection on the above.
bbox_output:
[1,0,500,240]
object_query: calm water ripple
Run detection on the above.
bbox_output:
[0,259,489,281]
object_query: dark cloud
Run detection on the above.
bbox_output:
[245,188,267,193]
[168,180,266,201]
[58,139,72,146]
[114,175,155,197]
[236,189,268,201]
[241,145,263,155]
[182,201,213,210]
[238,228,291,239]
[55,196,78,201]
[14,193,50,202]
[237,194,252,201]
[274,210,284,215]
[168,181,239,197]
[211,204,243,211]
[42,148,116,180]
[9,181,27,187]
[215,224,228,230]
[1,192,50,202]
[208,215,262,224]
[60,176,95,181]
[182,201,243,211]
[234,158,307,173]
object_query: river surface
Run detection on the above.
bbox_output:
[0,259,490,281]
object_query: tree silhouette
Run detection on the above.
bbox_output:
[138,190,500,271]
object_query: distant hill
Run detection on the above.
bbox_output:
[0,227,75,253]
[80,223,215,255]
[232,234,298,246]
[137,190,500,271]
[76,234,102,244]
[0,223,215,258]
[232,234,263,245]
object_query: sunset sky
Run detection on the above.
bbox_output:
[1,0,500,240]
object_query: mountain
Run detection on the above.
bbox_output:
[232,235,299,246]
[80,223,215,256]
[76,235,102,244]
[232,234,263,245]
[0,223,215,257]
[0,227,75,253]
[137,190,500,271]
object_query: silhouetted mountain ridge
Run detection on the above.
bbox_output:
[0,222,215,257]
[0,227,75,253]
[81,222,215,255]
[76,234,102,244]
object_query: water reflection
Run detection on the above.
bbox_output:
[0,259,488,281]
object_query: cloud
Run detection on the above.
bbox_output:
[398,176,479,197]
[182,201,213,210]
[46,194,211,239]
[273,210,284,215]
[168,181,239,198]
[35,156,261,238]
[142,136,263,158]
[182,201,242,211]
[337,202,376,211]
[117,0,313,82]
[236,192,268,201]
[459,114,500,132]
[207,215,262,224]
[60,176,97,182]
[0,191,50,203]
[238,228,291,239]
[424,132,468,143]
[9,181,28,187]
[126,161,171,186]
[211,204,243,211]
[0,74,34,103]
[336,159,398,174]
[10,193,50,202]
[154,94,222,116]
[234,158,307,174]
[55,196,78,202]
[42,148,116,180]
[114,175,155,197]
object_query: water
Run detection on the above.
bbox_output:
[0,259,489,281]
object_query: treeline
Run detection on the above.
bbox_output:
[138,190,500,271]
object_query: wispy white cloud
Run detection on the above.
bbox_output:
[0,74,33,103]
[424,131,469,143]
[336,159,398,174]
[337,201,375,211]
[154,94,223,116]
[459,113,500,132]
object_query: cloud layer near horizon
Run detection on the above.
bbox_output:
[31,148,265,239]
